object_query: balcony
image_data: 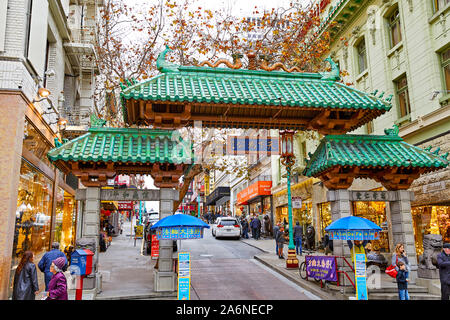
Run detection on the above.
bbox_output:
[318,0,367,39]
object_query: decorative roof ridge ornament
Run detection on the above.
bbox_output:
[259,55,302,73]
[320,56,340,81]
[156,45,180,73]
[90,113,107,128]
[384,124,399,136]
[195,53,243,69]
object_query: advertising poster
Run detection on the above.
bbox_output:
[151,235,159,258]
[305,256,337,281]
[178,252,191,300]
[355,253,368,300]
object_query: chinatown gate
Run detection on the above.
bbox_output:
[48,47,448,294]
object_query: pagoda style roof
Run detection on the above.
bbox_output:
[48,126,193,188]
[303,127,449,190]
[119,48,391,134]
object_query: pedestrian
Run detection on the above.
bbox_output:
[255,216,262,240]
[396,261,409,300]
[437,242,450,300]
[12,251,39,300]
[273,223,280,256]
[38,242,67,291]
[250,216,259,240]
[347,240,368,265]
[45,257,68,300]
[293,221,303,256]
[392,243,411,280]
[241,218,249,239]
[276,226,286,259]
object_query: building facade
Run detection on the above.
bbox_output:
[299,0,450,259]
[0,0,100,299]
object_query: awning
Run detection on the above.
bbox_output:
[237,181,272,205]
[206,187,230,206]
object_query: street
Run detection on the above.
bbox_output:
[183,229,320,300]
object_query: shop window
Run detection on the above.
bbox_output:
[23,119,53,169]
[441,47,450,93]
[395,75,411,119]
[388,7,402,48]
[352,201,390,253]
[54,187,77,253]
[412,206,450,258]
[10,160,54,296]
[432,0,450,13]
[318,202,332,240]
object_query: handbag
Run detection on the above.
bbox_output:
[385,256,398,278]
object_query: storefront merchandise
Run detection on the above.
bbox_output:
[54,188,77,253]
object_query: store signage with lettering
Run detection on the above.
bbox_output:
[349,191,394,202]
[422,181,446,194]
[227,136,280,155]
[118,202,133,210]
[102,189,159,201]
[156,227,203,240]
[177,252,191,300]
[237,181,272,205]
[292,197,302,209]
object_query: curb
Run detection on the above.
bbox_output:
[253,255,346,300]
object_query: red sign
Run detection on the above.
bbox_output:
[151,235,159,258]
[118,201,133,210]
[237,181,272,205]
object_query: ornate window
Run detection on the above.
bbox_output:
[432,0,450,13]
[356,38,367,74]
[388,8,402,48]
[441,47,450,92]
[395,75,411,118]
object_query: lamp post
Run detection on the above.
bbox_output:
[280,130,299,269]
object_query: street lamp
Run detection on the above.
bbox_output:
[280,130,299,269]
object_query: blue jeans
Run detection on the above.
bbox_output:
[275,240,279,255]
[295,237,302,255]
[242,228,249,239]
[398,289,409,300]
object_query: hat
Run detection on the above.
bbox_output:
[444,243,450,249]
[52,257,66,270]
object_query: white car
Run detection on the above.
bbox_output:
[212,217,241,239]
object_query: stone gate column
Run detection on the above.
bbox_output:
[154,188,179,292]
[389,190,418,283]
[327,190,353,287]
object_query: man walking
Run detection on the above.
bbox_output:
[293,221,303,256]
[273,223,280,256]
[250,216,259,240]
[241,217,249,239]
[437,243,450,300]
[38,242,67,291]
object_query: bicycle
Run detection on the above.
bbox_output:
[298,252,321,283]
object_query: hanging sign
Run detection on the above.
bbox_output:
[292,197,302,209]
[355,253,368,300]
[177,252,191,300]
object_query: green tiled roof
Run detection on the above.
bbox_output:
[47,127,193,164]
[120,50,391,119]
[303,133,449,177]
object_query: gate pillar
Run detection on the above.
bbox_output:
[154,188,179,292]
[388,190,418,283]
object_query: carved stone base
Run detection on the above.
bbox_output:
[418,268,440,279]
[286,249,299,269]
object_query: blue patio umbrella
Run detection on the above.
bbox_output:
[325,216,382,241]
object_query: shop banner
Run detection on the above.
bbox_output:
[355,253,368,300]
[151,235,159,258]
[305,256,337,282]
[177,252,191,300]
[329,230,379,241]
[292,197,302,209]
[118,201,133,210]
[156,226,203,240]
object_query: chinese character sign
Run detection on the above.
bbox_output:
[355,253,368,300]
[329,230,378,241]
[156,227,203,240]
[305,256,337,282]
[178,252,191,300]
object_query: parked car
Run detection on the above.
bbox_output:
[211,217,241,240]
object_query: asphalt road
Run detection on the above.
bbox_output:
[181,229,320,300]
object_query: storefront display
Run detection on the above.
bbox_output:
[54,187,77,253]
[412,205,450,258]
[318,202,332,240]
[352,201,390,253]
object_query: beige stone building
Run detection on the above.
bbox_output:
[0,0,101,299]
[297,0,450,262]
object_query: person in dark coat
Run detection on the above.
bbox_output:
[273,223,280,256]
[396,261,409,300]
[46,257,68,300]
[241,217,249,239]
[12,251,39,300]
[38,242,67,291]
[437,243,450,300]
